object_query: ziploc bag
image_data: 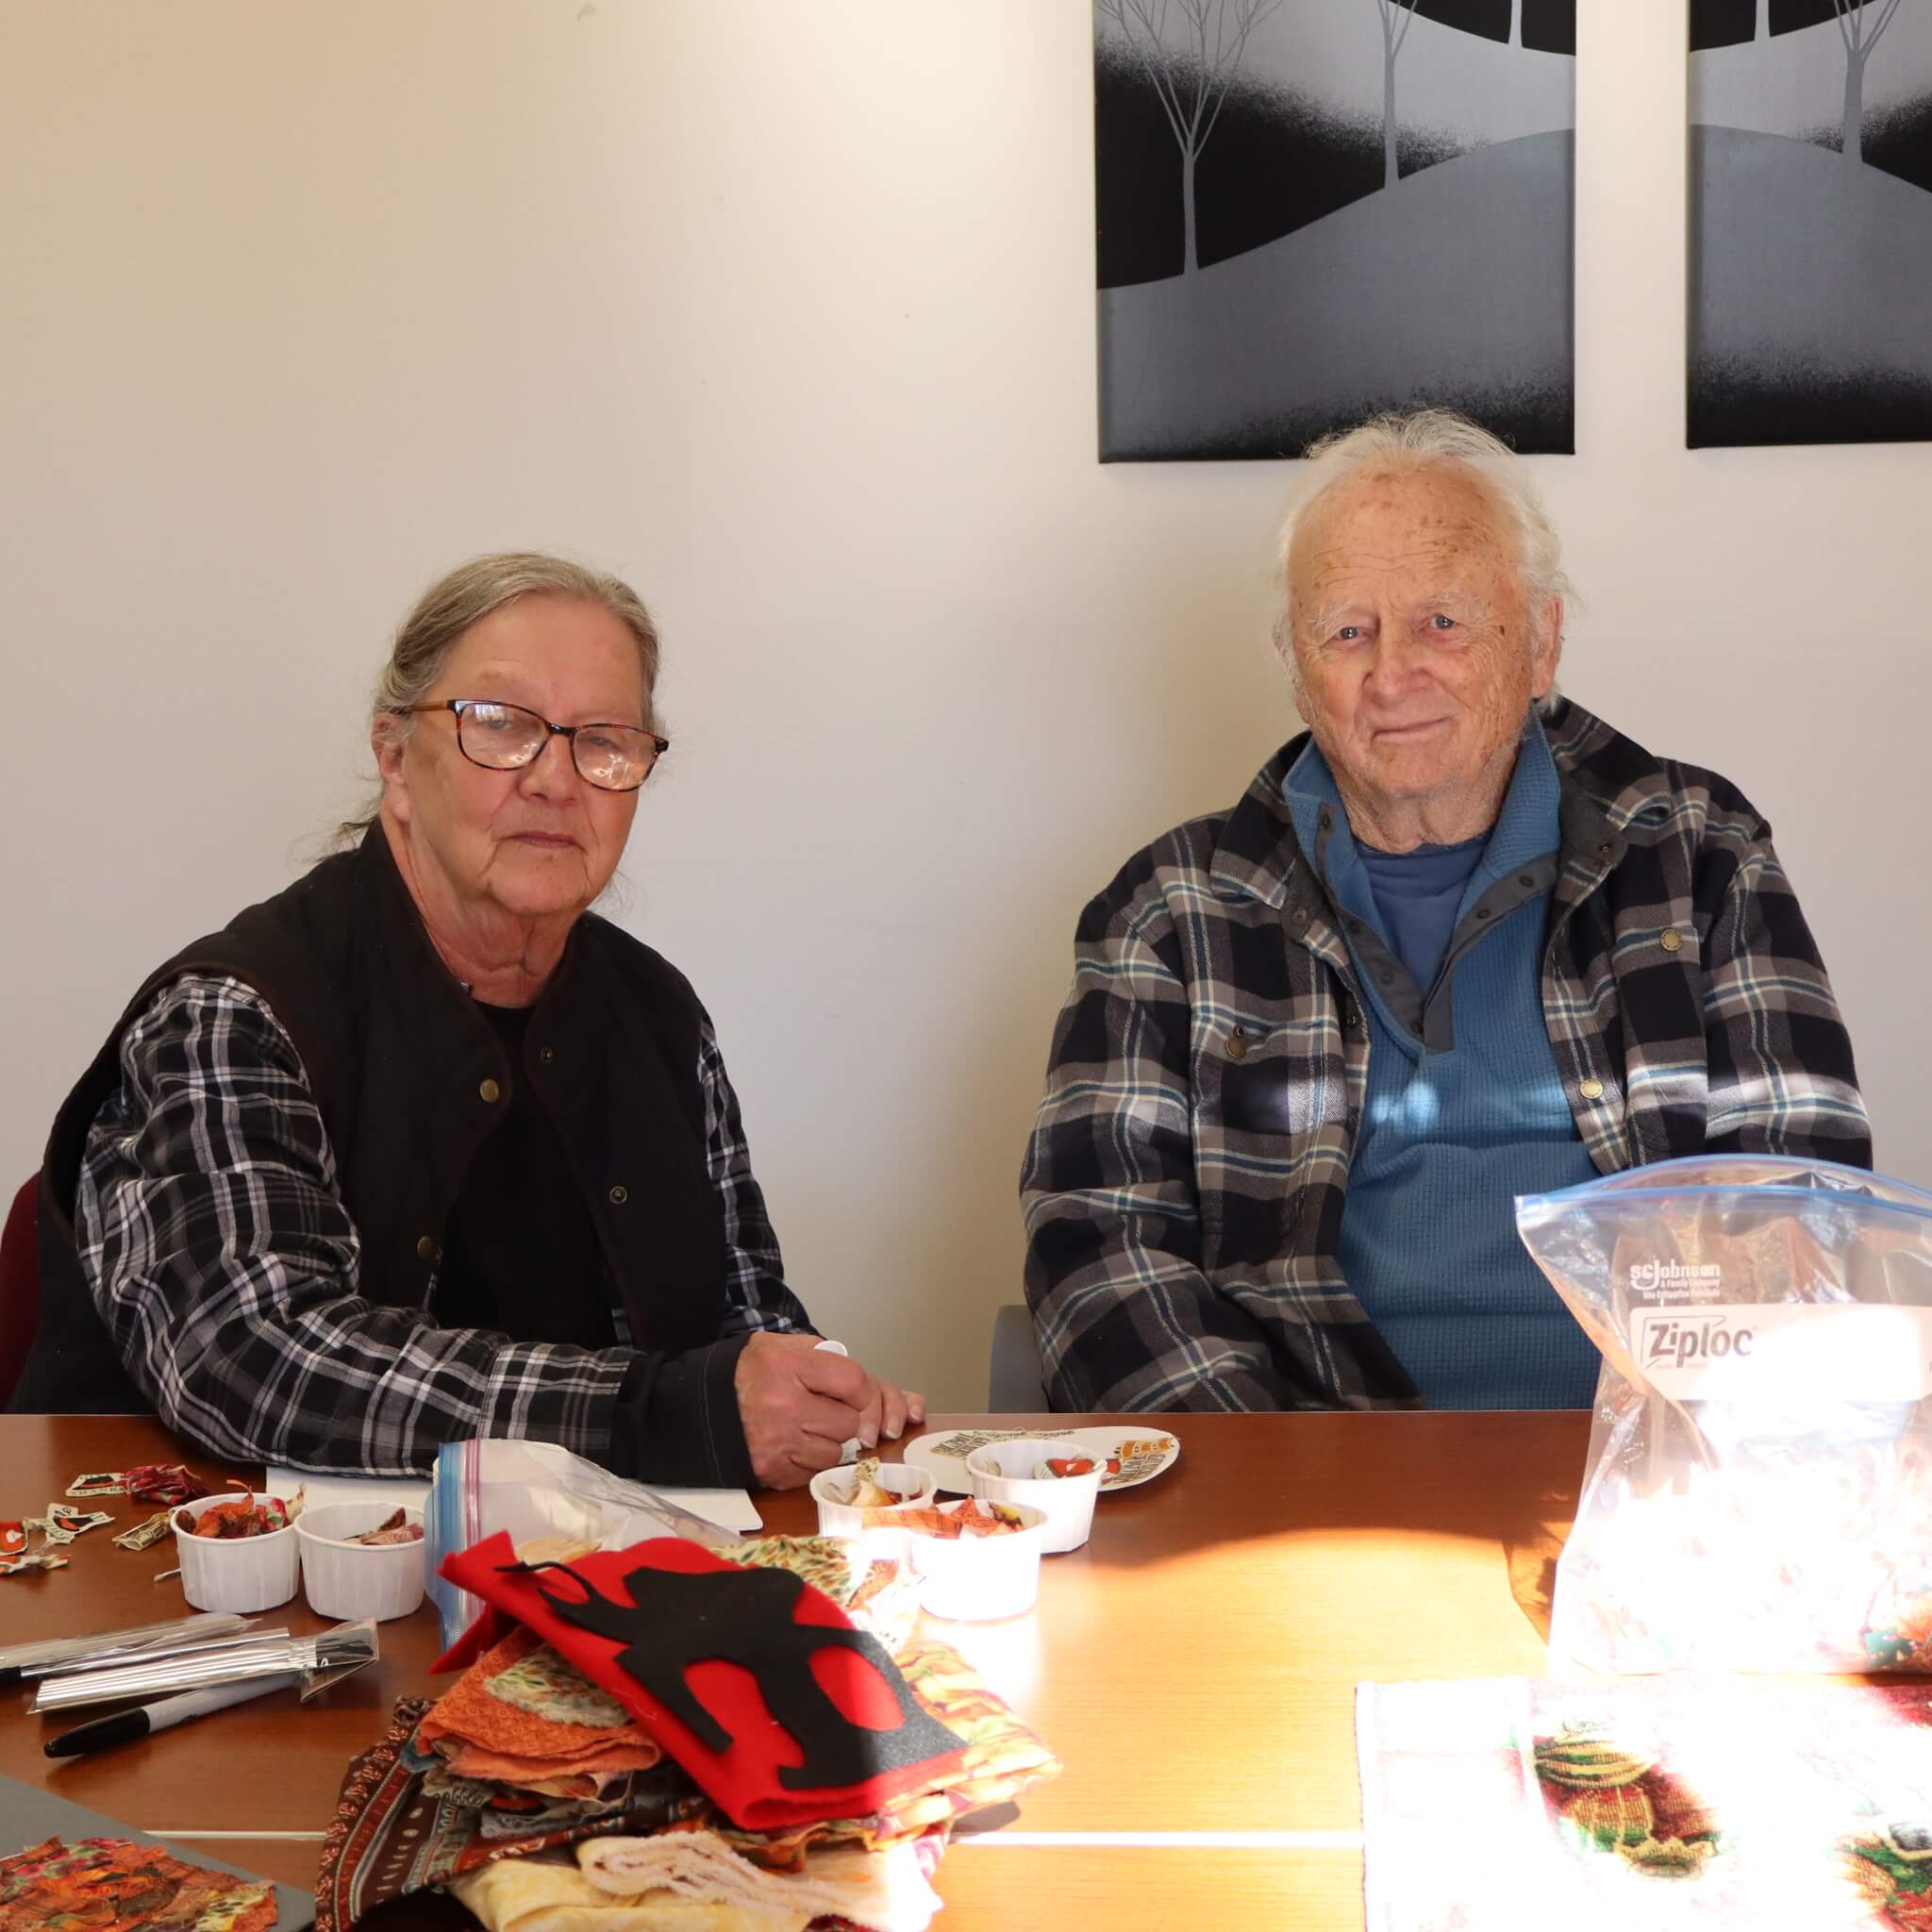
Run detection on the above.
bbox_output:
[1516,1155,1932,1675]
[425,1440,744,1646]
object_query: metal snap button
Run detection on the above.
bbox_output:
[478,1078,502,1104]
[416,1235,436,1260]
[1580,1077,1605,1101]
[539,1046,556,1063]
[1660,930,1683,953]
[608,1184,629,1205]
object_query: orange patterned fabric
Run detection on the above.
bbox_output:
[417,1625,659,1769]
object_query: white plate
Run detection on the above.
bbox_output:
[904,1426,1179,1495]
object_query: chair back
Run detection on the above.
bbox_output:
[988,1301,1050,1411]
[0,1173,41,1410]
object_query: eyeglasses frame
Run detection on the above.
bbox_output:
[395,699,670,793]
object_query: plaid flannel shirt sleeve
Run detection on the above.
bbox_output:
[1699,831,1872,1160]
[695,1009,812,1336]
[1021,895,1298,1414]
[76,974,639,1474]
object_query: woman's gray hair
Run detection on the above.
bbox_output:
[336,552,660,845]
[1271,408,1572,708]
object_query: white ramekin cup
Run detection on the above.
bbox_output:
[808,1462,939,1537]
[906,1498,1048,1622]
[964,1438,1104,1555]
[295,1502,428,1623]
[171,1492,302,1613]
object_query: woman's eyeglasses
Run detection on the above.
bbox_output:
[397,700,668,793]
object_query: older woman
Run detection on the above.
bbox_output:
[1022,409,1870,1416]
[16,554,919,1487]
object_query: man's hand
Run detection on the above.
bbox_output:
[733,1334,927,1490]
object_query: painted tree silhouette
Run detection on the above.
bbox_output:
[1374,0,1425,190]
[1832,0,1903,163]
[1096,0,1281,275]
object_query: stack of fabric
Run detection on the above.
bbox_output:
[318,1530,1058,1932]
[413,1624,671,1826]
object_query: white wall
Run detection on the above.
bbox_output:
[3,1,1924,1409]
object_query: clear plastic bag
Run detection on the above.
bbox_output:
[1516,1155,1932,1675]
[425,1440,743,1647]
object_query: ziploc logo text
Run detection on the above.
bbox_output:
[1630,1302,1932,1402]
[1641,1311,1752,1371]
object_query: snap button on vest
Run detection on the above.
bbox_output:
[540,1046,556,1063]
[1660,930,1683,953]
[416,1235,436,1259]
[479,1078,502,1103]
[608,1184,629,1205]
[1580,1077,1605,1101]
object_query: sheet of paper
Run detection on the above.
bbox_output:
[266,1468,762,1532]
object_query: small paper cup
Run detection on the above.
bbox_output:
[965,1439,1104,1555]
[905,1498,1048,1622]
[171,1492,302,1613]
[808,1462,938,1537]
[296,1503,427,1623]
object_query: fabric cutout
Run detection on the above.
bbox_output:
[124,1463,203,1507]
[527,1558,961,1793]
[577,1827,943,1930]
[436,1534,968,1830]
[0,1836,276,1932]
[716,1535,922,1658]
[450,1855,807,1930]
[1533,1720,1724,1876]
[452,1828,944,1932]
[484,1639,631,1730]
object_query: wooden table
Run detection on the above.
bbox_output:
[0,1409,1589,1924]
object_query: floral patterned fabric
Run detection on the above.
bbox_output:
[1357,1674,1932,1930]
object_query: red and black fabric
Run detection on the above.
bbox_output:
[435,1533,967,1831]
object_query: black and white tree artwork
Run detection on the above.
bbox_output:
[1097,0,1283,275]
[1689,0,1932,446]
[1094,0,1577,461]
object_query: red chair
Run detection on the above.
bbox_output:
[0,1174,40,1409]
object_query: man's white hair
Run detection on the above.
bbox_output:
[1272,407,1573,710]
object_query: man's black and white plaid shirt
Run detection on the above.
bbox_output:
[1020,699,1871,1414]
[75,974,808,1474]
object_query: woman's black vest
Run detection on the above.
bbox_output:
[15,830,729,1413]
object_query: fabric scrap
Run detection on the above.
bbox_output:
[1357,1673,1932,1931]
[0,1835,276,1931]
[576,1826,943,1931]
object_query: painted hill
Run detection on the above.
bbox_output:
[1690,124,1932,446]
[1097,129,1573,460]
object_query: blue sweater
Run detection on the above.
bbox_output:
[1284,718,1601,1409]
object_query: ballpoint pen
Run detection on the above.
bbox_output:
[43,1671,301,1757]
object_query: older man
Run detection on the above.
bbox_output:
[1021,409,1868,1415]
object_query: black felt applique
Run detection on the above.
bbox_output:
[508,1557,964,1792]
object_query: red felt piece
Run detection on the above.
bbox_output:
[437,1532,967,1831]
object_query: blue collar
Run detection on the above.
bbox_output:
[1284,709,1563,932]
